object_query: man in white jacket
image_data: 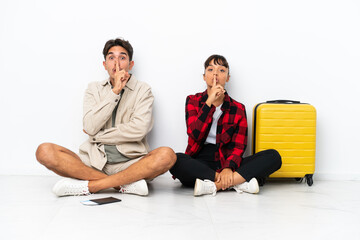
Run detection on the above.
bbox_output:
[36,38,176,196]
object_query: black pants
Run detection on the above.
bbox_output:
[169,144,282,187]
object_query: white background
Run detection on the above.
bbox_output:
[0,0,359,179]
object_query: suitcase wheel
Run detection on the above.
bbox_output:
[295,178,303,183]
[294,175,313,186]
[305,174,313,186]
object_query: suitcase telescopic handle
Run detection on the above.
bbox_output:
[266,100,300,104]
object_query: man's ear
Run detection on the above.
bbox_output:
[129,61,134,71]
[103,61,106,69]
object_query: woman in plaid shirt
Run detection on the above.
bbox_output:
[170,55,282,196]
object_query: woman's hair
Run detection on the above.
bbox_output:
[204,54,229,73]
[103,38,134,61]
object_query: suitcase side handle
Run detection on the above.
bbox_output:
[266,100,300,104]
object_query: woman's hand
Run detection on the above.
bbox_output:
[216,168,234,190]
[206,76,225,106]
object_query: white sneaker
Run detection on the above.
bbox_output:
[194,179,217,196]
[233,178,259,194]
[52,178,90,197]
[119,179,148,196]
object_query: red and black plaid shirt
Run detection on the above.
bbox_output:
[185,90,248,171]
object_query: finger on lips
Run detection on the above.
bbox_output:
[115,60,120,72]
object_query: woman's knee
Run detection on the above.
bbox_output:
[170,153,190,170]
[176,152,188,160]
[266,149,282,168]
[170,153,184,173]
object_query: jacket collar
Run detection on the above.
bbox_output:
[101,74,137,91]
[200,89,231,111]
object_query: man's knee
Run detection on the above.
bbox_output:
[152,147,176,170]
[35,143,56,167]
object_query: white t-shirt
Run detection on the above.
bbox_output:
[205,104,223,144]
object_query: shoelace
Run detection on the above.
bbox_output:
[242,182,250,191]
[233,182,247,193]
[233,186,244,193]
[203,180,216,196]
[119,183,135,193]
[64,184,89,196]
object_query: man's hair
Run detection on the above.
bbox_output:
[103,38,134,61]
[204,54,229,74]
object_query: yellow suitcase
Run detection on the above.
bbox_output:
[252,100,316,186]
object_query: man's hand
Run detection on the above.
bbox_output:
[206,75,225,106]
[112,60,130,95]
[216,168,234,190]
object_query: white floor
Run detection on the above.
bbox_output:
[1,174,359,240]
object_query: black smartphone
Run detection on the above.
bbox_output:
[81,197,121,206]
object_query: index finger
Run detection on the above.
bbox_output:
[115,60,119,72]
[213,75,217,87]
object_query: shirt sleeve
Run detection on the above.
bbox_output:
[185,95,215,143]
